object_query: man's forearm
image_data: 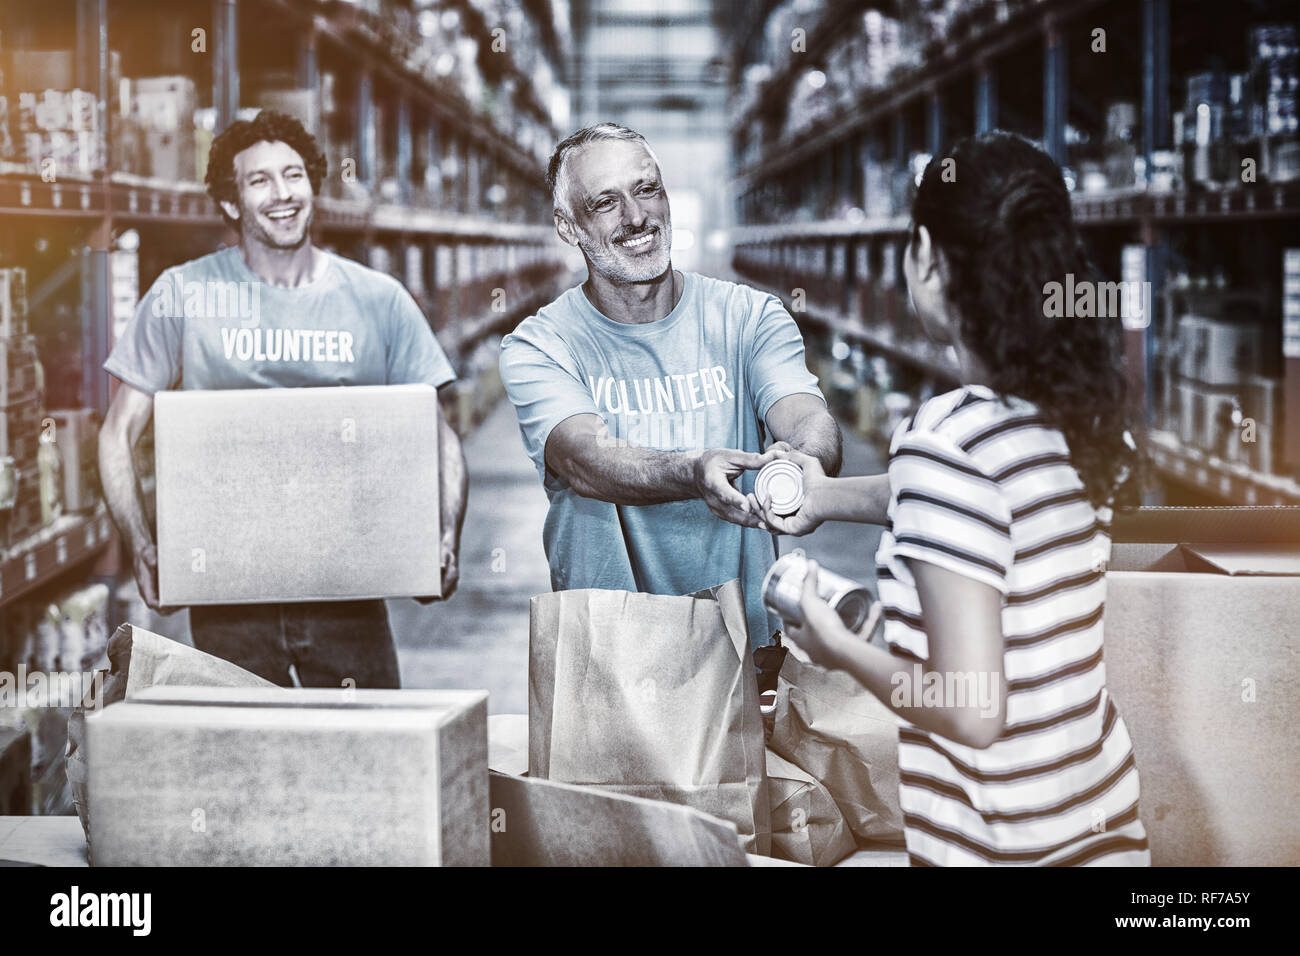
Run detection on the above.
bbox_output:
[98,431,153,554]
[783,408,843,476]
[438,414,468,542]
[566,440,702,506]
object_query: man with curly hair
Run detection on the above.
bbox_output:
[98,110,467,688]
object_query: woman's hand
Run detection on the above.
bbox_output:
[781,560,857,669]
[751,447,831,536]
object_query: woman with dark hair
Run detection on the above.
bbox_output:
[756,131,1150,866]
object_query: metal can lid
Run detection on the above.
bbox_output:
[755,459,804,515]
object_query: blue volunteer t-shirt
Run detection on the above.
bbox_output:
[499,270,825,650]
[104,246,455,393]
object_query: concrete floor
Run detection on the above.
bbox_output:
[388,396,887,713]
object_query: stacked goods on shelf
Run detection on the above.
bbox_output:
[0,267,27,339]
[2,270,45,550]
[3,583,111,679]
[46,409,101,513]
[1174,23,1298,189]
[1103,102,1139,190]
[0,582,109,815]
[1162,275,1278,473]
[0,49,124,174]
[1250,24,1299,180]
[128,76,199,182]
[13,88,102,177]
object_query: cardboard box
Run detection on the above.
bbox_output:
[86,686,488,866]
[1178,314,1262,386]
[132,75,196,132]
[1104,507,1300,865]
[154,385,441,605]
[133,76,197,181]
[142,126,195,182]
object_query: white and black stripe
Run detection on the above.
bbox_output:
[875,385,1150,866]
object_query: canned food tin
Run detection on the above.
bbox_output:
[754,459,804,515]
[762,552,874,631]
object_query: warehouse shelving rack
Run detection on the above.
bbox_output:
[0,0,574,611]
[728,0,1300,506]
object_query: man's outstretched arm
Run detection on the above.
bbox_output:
[544,413,776,529]
[765,392,843,476]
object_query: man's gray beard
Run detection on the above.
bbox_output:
[579,221,673,283]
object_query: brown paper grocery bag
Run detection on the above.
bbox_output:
[529,579,771,856]
[769,653,905,843]
[766,749,858,866]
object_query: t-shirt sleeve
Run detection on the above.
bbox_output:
[102,272,185,394]
[744,293,826,422]
[499,329,599,480]
[385,283,456,389]
[879,428,1014,594]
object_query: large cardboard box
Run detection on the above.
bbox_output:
[154,385,441,605]
[1104,507,1300,865]
[86,686,488,866]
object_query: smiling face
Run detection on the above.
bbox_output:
[220,140,315,249]
[555,138,673,283]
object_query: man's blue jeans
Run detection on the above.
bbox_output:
[188,599,400,688]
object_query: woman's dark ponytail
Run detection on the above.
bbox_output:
[911,131,1138,509]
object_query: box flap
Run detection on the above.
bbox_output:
[1179,544,1300,576]
[1113,506,1300,544]
[126,684,487,717]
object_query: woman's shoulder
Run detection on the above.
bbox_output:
[900,385,1039,444]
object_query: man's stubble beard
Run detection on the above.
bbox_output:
[578,217,673,284]
[241,202,314,252]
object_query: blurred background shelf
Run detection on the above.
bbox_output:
[0,507,111,611]
[727,0,1300,507]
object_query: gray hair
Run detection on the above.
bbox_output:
[547,123,663,219]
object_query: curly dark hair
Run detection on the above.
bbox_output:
[205,110,328,229]
[911,131,1139,509]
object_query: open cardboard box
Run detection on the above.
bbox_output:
[1104,507,1300,866]
[87,686,488,866]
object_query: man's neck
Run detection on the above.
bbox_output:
[239,239,324,288]
[582,266,682,325]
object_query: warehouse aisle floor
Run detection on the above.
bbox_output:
[390,395,888,712]
[388,397,551,713]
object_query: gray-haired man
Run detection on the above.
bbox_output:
[500,123,842,652]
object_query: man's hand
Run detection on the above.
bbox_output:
[415,530,460,604]
[782,560,861,669]
[750,446,830,537]
[131,543,170,614]
[439,530,460,599]
[693,447,775,530]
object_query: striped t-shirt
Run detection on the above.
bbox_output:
[875,385,1150,866]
